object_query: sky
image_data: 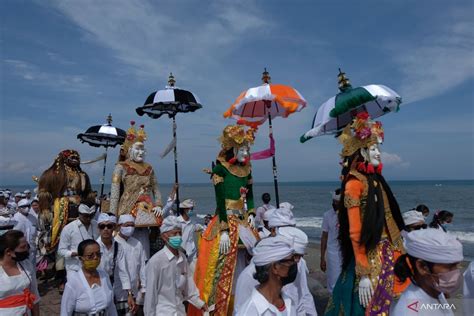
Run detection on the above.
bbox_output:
[0,0,473,185]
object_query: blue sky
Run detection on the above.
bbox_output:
[1,0,473,185]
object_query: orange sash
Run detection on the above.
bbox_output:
[0,288,37,309]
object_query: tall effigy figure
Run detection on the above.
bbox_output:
[191,125,258,316]
[109,121,163,257]
[37,149,94,253]
[325,112,409,316]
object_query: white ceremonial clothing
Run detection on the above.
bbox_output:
[177,215,197,262]
[96,237,131,292]
[58,219,99,273]
[132,228,150,259]
[60,269,117,316]
[13,212,38,265]
[0,260,40,316]
[234,259,316,315]
[115,234,147,301]
[258,227,271,239]
[144,246,204,316]
[390,284,454,316]
[322,209,341,292]
[237,288,296,316]
[463,261,474,316]
[256,203,275,227]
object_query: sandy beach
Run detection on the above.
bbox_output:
[38,241,331,315]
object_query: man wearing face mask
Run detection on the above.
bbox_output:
[177,199,201,266]
[391,228,463,315]
[237,235,298,316]
[13,199,38,266]
[235,227,317,315]
[115,214,147,315]
[58,203,99,278]
[144,216,207,316]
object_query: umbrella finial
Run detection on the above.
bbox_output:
[262,67,271,84]
[338,68,352,92]
[168,72,176,87]
[106,113,112,125]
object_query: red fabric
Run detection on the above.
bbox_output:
[0,288,36,309]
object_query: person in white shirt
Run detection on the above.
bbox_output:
[177,199,202,265]
[237,235,297,316]
[402,209,427,232]
[235,227,317,315]
[115,215,147,315]
[390,229,463,316]
[58,203,99,277]
[0,230,40,316]
[255,193,276,229]
[60,239,117,316]
[144,216,207,316]
[96,213,135,315]
[24,190,32,203]
[320,189,342,293]
[29,199,40,219]
[463,261,474,316]
[13,199,38,266]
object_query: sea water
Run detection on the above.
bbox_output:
[6,180,474,258]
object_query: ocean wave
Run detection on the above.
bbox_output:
[295,217,323,228]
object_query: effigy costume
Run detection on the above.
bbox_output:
[190,125,259,316]
[325,113,409,316]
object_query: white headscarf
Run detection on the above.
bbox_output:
[402,210,425,226]
[98,213,117,224]
[253,235,295,266]
[403,228,463,264]
[268,204,296,228]
[78,204,96,214]
[118,214,135,224]
[179,199,195,209]
[278,226,308,255]
[161,215,182,233]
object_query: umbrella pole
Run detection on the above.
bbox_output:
[172,117,180,215]
[100,147,108,198]
[267,112,280,206]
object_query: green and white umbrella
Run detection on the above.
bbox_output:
[300,69,402,142]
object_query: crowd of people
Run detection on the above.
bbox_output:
[0,186,471,315]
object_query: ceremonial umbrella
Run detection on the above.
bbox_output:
[300,69,402,142]
[224,69,307,205]
[136,73,203,212]
[77,114,126,196]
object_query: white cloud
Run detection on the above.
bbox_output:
[3,59,89,91]
[389,9,474,104]
[381,152,410,168]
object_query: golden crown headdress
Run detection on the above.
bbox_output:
[339,112,384,157]
[219,125,256,150]
[122,121,147,153]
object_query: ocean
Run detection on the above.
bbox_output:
[5,180,474,259]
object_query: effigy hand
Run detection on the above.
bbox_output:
[219,231,230,254]
[247,214,255,228]
[358,276,374,308]
[152,206,164,217]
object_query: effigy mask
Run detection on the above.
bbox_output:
[235,146,249,163]
[361,143,381,167]
[129,142,146,163]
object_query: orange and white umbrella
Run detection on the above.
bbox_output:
[223,69,307,205]
[224,70,306,126]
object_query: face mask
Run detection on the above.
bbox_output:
[168,236,182,249]
[82,258,101,270]
[281,262,298,285]
[434,269,462,295]
[187,210,194,216]
[19,208,30,215]
[120,226,135,237]
[13,251,29,262]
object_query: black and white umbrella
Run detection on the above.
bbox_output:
[135,73,203,213]
[77,114,126,196]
